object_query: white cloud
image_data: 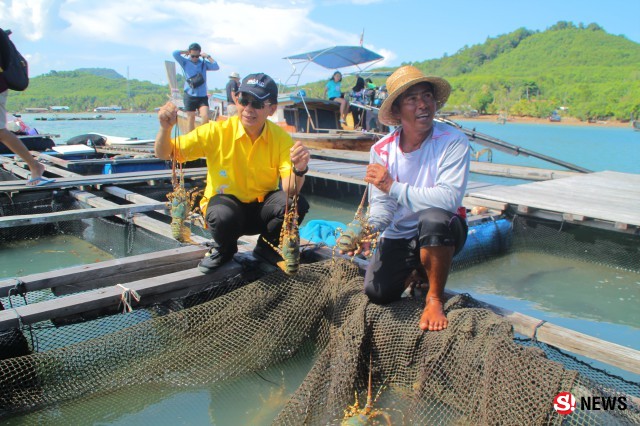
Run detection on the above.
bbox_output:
[2,0,397,89]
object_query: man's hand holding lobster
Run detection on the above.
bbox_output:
[336,163,389,258]
[290,141,310,172]
[365,163,393,194]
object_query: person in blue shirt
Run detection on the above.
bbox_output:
[323,71,348,124]
[173,43,220,132]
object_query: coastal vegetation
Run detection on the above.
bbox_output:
[6,21,640,122]
[302,22,640,122]
[7,68,169,113]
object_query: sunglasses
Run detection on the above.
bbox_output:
[190,55,200,58]
[237,96,271,109]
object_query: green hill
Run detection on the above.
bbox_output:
[6,21,640,120]
[6,69,169,112]
[300,21,640,121]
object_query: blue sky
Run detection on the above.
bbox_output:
[1,0,639,91]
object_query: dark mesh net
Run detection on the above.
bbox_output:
[1,259,638,425]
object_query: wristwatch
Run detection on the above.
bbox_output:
[293,165,308,176]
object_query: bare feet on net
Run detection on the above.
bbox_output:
[419,297,448,331]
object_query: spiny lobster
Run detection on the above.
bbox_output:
[341,353,399,425]
[166,133,202,243]
[335,186,379,257]
[263,177,300,275]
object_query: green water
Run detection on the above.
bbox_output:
[0,235,115,279]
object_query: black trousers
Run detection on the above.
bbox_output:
[363,207,468,304]
[204,191,309,255]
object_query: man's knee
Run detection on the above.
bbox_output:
[364,279,396,305]
[417,208,467,254]
[205,195,241,227]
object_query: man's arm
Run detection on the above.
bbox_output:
[172,50,187,66]
[200,53,220,71]
[281,141,310,195]
[155,101,178,160]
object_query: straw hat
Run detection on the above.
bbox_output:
[378,65,451,126]
[229,71,240,79]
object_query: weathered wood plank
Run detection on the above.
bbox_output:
[0,167,209,191]
[69,189,210,244]
[0,203,168,228]
[469,171,640,227]
[0,245,206,297]
[0,261,245,330]
[484,302,640,375]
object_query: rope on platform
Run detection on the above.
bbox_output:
[116,284,141,313]
[532,319,547,342]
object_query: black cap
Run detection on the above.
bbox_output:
[188,42,201,51]
[238,73,278,103]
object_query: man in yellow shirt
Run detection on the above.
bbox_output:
[155,73,310,273]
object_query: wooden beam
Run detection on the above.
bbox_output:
[483,302,640,375]
[463,196,508,211]
[562,213,585,222]
[0,245,206,297]
[69,189,209,244]
[0,261,246,330]
[0,203,168,228]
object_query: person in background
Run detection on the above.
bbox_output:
[225,71,240,116]
[345,65,470,332]
[173,42,219,132]
[0,77,52,186]
[323,71,348,124]
[155,73,311,273]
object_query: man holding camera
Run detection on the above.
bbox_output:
[173,43,219,132]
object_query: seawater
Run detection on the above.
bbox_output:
[2,114,639,424]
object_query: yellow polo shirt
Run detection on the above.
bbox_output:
[172,116,294,215]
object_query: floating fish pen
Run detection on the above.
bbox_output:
[0,195,639,424]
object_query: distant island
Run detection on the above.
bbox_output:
[7,21,640,123]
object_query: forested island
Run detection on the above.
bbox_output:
[7,21,640,123]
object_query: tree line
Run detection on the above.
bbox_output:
[7,22,640,122]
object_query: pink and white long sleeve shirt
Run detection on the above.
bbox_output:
[368,120,470,239]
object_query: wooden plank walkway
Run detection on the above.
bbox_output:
[468,171,640,233]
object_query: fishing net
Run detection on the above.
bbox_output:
[1,258,638,425]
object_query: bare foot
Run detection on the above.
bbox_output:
[419,297,448,331]
[26,162,46,186]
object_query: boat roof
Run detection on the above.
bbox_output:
[283,45,384,88]
[283,46,383,70]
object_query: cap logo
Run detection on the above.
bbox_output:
[246,78,265,87]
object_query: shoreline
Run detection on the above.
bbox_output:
[448,114,634,129]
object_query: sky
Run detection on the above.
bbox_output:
[1,0,639,92]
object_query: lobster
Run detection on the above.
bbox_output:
[335,186,379,257]
[166,133,202,243]
[341,353,399,425]
[263,178,300,275]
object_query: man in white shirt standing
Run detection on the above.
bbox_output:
[354,65,470,332]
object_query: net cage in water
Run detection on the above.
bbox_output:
[0,199,638,424]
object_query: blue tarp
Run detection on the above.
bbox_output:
[300,219,347,247]
[283,46,383,69]
[300,218,513,262]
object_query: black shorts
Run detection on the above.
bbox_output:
[183,95,209,112]
[363,207,468,304]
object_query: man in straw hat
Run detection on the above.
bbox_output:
[353,65,470,331]
[226,71,240,116]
